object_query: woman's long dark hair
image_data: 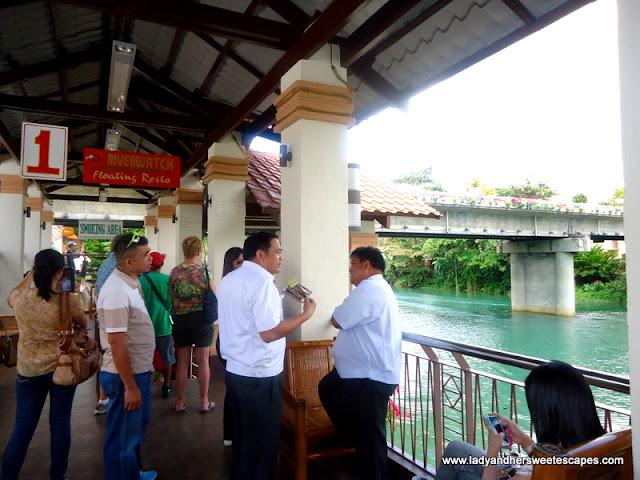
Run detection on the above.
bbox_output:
[222,247,243,278]
[33,249,65,301]
[525,360,605,448]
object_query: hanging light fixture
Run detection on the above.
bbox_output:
[107,41,137,112]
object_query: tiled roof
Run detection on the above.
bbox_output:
[247,150,440,218]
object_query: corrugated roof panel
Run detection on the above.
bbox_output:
[171,32,219,93]
[55,4,103,53]
[210,59,258,106]
[232,43,279,76]
[522,0,567,18]
[132,21,175,71]
[201,0,252,13]
[23,73,60,98]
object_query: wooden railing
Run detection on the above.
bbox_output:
[388,333,631,477]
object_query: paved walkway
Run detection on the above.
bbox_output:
[0,357,360,480]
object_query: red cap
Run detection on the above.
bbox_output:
[150,252,165,269]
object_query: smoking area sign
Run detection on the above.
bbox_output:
[78,220,123,239]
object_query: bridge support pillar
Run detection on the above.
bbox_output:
[499,237,589,316]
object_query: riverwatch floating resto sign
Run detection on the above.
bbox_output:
[78,220,123,239]
[82,148,180,188]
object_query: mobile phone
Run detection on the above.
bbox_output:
[57,265,76,293]
[485,415,512,448]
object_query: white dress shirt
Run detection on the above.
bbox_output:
[217,261,285,378]
[332,274,402,385]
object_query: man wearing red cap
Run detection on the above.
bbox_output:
[140,252,175,398]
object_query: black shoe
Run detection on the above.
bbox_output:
[162,384,173,398]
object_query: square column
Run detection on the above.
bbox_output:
[23,194,44,272]
[205,135,248,283]
[0,172,27,316]
[275,45,354,341]
[40,210,53,250]
[144,207,159,252]
[156,197,178,272]
[618,0,640,471]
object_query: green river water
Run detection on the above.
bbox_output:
[395,287,630,411]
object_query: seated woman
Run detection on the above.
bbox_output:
[435,360,605,480]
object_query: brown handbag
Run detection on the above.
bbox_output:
[0,320,18,368]
[52,292,102,386]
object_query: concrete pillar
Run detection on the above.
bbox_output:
[204,135,248,283]
[275,44,354,341]
[23,185,44,271]
[40,210,53,250]
[0,169,27,316]
[144,207,159,252]
[174,172,204,265]
[156,196,178,272]
[499,238,587,316]
[617,0,640,472]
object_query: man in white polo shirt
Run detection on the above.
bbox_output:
[97,233,157,480]
[319,246,402,480]
[218,231,316,480]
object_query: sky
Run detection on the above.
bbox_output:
[252,0,623,203]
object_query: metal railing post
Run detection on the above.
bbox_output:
[422,345,443,467]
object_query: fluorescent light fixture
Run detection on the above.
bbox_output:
[107,40,137,112]
[105,128,121,151]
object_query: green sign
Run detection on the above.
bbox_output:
[78,220,123,239]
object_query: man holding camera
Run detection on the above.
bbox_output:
[319,246,402,480]
[97,233,157,480]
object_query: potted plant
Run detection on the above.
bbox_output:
[505,201,512,207]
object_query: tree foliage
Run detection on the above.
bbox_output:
[574,245,625,285]
[496,179,556,199]
[572,193,588,203]
[392,167,444,191]
[381,238,510,293]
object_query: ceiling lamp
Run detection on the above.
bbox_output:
[104,128,121,151]
[107,41,137,112]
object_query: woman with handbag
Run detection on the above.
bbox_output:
[1,249,87,480]
[168,236,217,414]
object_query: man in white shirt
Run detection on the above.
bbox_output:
[319,246,402,480]
[97,233,157,480]
[218,231,316,480]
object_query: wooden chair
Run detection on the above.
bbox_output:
[532,427,632,480]
[280,340,354,480]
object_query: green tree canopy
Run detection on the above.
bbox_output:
[572,193,588,203]
[392,167,444,191]
[496,179,556,199]
[574,245,625,285]
[611,188,624,205]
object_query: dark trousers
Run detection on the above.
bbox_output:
[226,371,282,480]
[1,373,77,480]
[319,368,396,480]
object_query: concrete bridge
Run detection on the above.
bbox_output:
[374,204,625,317]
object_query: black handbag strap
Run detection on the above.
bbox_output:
[143,275,172,312]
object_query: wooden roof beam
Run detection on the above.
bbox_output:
[261,0,311,25]
[349,63,408,111]
[501,0,536,25]
[182,0,369,174]
[161,30,187,78]
[134,58,233,121]
[196,33,265,84]
[239,105,277,146]
[0,117,19,161]
[355,0,455,65]
[340,0,424,68]
[0,45,103,89]
[0,93,212,132]
[56,0,301,50]
[197,0,262,95]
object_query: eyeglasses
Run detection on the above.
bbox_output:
[126,233,140,249]
[233,259,244,266]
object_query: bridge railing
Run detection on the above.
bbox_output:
[387,332,631,476]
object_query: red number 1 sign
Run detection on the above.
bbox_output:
[21,122,68,180]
